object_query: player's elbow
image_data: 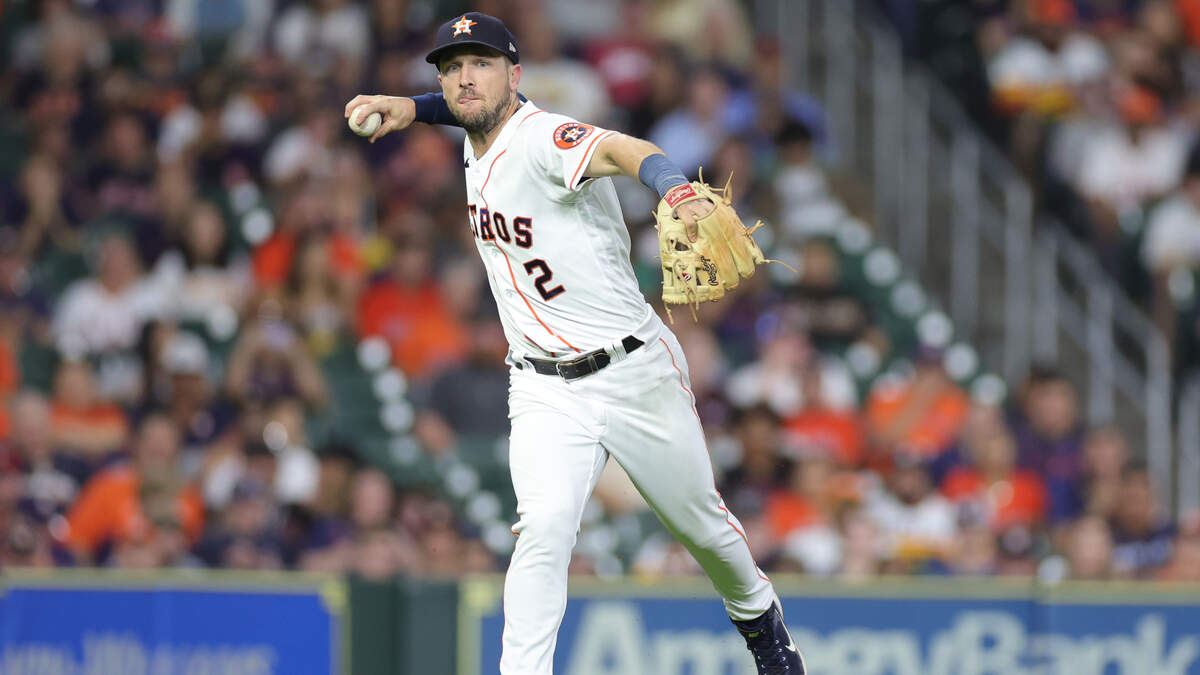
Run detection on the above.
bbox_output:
[622,134,664,160]
[606,134,667,177]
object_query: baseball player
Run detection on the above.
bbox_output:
[345,12,805,675]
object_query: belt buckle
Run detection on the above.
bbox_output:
[556,353,599,381]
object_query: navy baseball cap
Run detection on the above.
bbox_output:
[426,12,520,67]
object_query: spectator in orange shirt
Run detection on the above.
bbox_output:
[256,227,363,291]
[767,452,862,574]
[0,316,19,440]
[784,364,865,467]
[64,414,204,563]
[765,454,829,540]
[865,347,968,461]
[252,187,364,291]
[49,360,129,461]
[941,427,1048,532]
[1177,0,1200,47]
[357,234,468,380]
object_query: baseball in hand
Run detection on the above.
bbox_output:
[348,105,382,137]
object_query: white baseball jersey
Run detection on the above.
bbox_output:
[461,99,658,362]
[455,99,777,674]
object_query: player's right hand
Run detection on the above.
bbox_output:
[343,94,415,144]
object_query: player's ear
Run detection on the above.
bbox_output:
[510,63,521,92]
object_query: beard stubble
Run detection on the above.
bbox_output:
[453,88,514,136]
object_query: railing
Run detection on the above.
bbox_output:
[1179,373,1200,515]
[769,0,1185,513]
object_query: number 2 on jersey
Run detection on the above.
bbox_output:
[523,259,564,301]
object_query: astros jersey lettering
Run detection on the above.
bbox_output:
[462,100,656,361]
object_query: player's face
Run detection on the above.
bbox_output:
[438,49,520,135]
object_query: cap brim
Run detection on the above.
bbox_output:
[426,41,510,66]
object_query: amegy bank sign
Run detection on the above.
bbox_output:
[561,602,1196,675]
[463,579,1200,675]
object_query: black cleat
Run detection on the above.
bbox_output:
[732,600,807,674]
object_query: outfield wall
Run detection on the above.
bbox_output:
[459,577,1200,675]
[1,571,1198,674]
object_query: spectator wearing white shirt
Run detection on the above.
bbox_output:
[512,10,612,125]
[157,76,270,165]
[53,234,170,357]
[1142,144,1200,274]
[773,121,843,243]
[865,453,958,571]
[273,0,369,77]
[1078,86,1187,211]
[154,201,252,323]
[1076,84,1187,257]
[263,109,339,186]
[987,0,1108,118]
[725,329,858,417]
[1140,143,1200,342]
[987,0,1109,198]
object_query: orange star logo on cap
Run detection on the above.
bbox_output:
[451,16,477,37]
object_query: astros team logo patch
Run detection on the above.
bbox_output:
[451,15,476,36]
[553,122,594,149]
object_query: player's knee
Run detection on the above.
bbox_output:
[512,509,579,551]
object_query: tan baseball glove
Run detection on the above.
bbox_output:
[655,171,778,321]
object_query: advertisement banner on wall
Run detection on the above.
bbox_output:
[0,570,347,675]
[457,577,1200,675]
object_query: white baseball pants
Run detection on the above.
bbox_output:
[499,328,776,675]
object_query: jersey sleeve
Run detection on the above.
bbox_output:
[528,113,618,193]
[411,92,461,127]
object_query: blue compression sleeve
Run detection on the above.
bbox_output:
[411,93,460,127]
[638,153,690,199]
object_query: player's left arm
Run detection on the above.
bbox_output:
[585,133,713,242]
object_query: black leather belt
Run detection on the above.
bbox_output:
[520,336,644,381]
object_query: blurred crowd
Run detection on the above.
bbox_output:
[896,0,1200,376]
[0,0,1196,587]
